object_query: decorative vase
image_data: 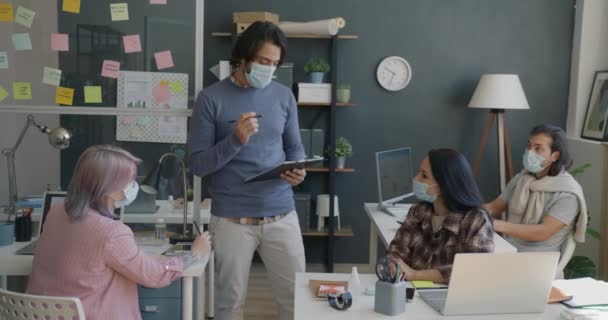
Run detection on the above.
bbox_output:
[336,157,346,169]
[0,222,15,246]
[309,72,325,84]
[337,89,351,103]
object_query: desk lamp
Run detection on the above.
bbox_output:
[2,115,71,218]
[141,153,195,244]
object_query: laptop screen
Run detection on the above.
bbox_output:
[39,191,67,235]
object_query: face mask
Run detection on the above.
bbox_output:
[412,179,439,203]
[244,62,276,89]
[523,149,550,173]
[114,181,139,208]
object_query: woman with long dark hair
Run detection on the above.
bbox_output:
[387,149,494,284]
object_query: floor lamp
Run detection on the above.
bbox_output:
[469,74,530,192]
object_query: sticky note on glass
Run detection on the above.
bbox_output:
[63,0,80,14]
[169,81,182,93]
[0,4,14,22]
[122,35,141,53]
[55,87,74,105]
[412,281,435,288]
[101,60,120,78]
[0,52,8,69]
[84,86,102,103]
[154,50,174,70]
[0,85,8,102]
[51,33,69,52]
[13,82,32,100]
[42,67,62,86]
[110,3,129,21]
[12,33,32,51]
[150,0,167,4]
[15,6,35,28]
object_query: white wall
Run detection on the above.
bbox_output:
[0,0,60,208]
[567,0,608,279]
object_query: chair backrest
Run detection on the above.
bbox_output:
[556,234,577,279]
[0,288,86,320]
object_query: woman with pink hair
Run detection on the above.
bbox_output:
[27,145,211,320]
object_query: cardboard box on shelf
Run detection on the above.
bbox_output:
[233,11,279,24]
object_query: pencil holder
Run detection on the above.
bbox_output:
[374,280,406,316]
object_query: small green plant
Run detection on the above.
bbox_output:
[337,83,351,90]
[564,162,600,279]
[304,58,330,74]
[334,137,353,158]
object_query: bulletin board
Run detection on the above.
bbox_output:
[116,71,188,143]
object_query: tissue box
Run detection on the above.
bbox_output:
[298,83,332,104]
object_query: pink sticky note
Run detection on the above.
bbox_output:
[122,35,141,53]
[51,33,69,51]
[154,50,174,70]
[101,60,120,79]
[150,0,167,4]
[153,84,171,104]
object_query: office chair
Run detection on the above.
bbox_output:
[0,288,86,320]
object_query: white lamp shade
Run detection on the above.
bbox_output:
[468,74,530,110]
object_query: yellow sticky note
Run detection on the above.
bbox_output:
[110,3,129,21]
[84,86,102,103]
[0,4,14,22]
[62,0,80,14]
[55,87,74,105]
[13,82,32,100]
[169,81,183,93]
[0,85,8,102]
[412,281,435,288]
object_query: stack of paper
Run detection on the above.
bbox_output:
[553,278,608,308]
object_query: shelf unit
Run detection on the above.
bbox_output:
[298,102,356,107]
[212,32,359,40]
[301,226,354,237]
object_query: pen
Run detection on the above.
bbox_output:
[228,115,262,123]
[193,220,202,235]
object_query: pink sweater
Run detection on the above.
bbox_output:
[26,204,183,320]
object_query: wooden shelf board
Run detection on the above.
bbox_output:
[306,168,355,173]
[212,32,358,40]
[298,102,356,107]
[301,225,354,237]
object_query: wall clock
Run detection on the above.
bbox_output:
[376,56,412,91]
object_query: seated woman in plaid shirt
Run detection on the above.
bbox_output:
[387,149,495,284]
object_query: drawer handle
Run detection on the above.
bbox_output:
[142,305,160,313]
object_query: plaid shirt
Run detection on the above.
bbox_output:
[388,203,495,282]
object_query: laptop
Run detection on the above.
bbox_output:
[419,252,559,316]
[375,147,415,217]
[16,191,67,255]
[124,189,159,214]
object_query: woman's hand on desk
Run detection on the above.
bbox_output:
[281,169,306,186]
[191,232,212,259]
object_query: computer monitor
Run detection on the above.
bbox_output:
[39,191,67,235]
[375,147,414,211]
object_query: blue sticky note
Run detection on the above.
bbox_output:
[12,33,32,51]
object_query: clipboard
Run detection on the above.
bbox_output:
[245,158,324,183]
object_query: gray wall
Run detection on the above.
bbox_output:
[204,0,575,263]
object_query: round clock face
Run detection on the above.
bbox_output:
[376,56,412,91]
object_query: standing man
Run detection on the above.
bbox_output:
[189,22,307,320]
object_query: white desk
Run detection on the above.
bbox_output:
[294,273,564,320]
[0,239,208,320]
[364,203,517,268]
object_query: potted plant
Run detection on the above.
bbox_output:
[337,83,351,103]
[334,137,353,169]
[304,58,330,84]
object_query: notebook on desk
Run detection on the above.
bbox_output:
[553,278,608,308]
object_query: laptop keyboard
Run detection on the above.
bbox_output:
[420,290,448,312]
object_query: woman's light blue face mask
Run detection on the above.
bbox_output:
[522,149,551,173]
[412,179,439,203]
